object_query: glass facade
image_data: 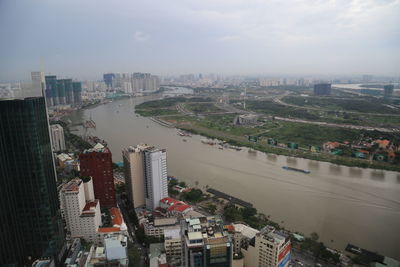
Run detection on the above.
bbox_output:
[0,97,64,266]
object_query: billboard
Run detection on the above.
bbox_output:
[278,252,291,267]
[278,243,291,262]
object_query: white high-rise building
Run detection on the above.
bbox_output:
[50,124,66,152]
[60,177,102,243]
[30,71,46,97]
[122,145,168,210]
[144,148,168,209]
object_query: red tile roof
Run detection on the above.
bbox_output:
[82,200,99,212]
[376,139,390,148]
[97,227,120,233]
[109,207,123,226]
[167,203,191,213]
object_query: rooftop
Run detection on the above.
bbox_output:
[232,223,259,239]
[164,228,181,240]
[62,178,82,192]
[182,216,230,246]
[258,225,289,245]
[81,200,99,216]
[82,143,110,154]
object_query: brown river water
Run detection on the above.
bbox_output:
[67,96,400,258]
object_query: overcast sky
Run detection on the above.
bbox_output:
[0,0,399,81]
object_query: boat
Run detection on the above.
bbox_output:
[177,130,192,137]
[282,166,311,174]
[218,146,223,150]
[183,139,187,142]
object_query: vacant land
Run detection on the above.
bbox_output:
[282,96,400,114]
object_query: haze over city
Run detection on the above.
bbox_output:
[1,0,400,81]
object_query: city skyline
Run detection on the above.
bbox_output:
[1,0,399,81]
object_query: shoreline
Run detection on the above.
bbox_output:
[66,97,400,172]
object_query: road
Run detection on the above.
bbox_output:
[117,195,147,267]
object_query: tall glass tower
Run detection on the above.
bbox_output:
[0,97,64,266]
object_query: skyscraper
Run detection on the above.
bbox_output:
[45,75,58,106]
[103,73,115,89]
[122,145,168,210]
[0,96,65,266]
[79,143,117,208]
[50,124,66,152]
[31,71,46,97]
[122,144,149,208]
[144,148,168,209]
[72,81,82,105]
[313,83,331,96]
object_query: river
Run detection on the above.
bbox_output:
[67,96,400,258]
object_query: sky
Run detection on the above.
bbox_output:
[0,0,399,81]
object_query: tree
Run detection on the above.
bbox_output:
[310,232,319,242]
[242,207,257,218]
[208,204,217,214]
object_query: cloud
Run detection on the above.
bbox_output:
[218,35,241,42]
[0,0,399,79]
[133,31,149,42]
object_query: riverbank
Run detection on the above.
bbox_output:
[134,97,400,172]
[169,122,400,172]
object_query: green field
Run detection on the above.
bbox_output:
[185,103,223,113]
[282,96,400,114]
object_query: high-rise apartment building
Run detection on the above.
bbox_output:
[44,75,82,106]
[0,96,65,266]
[242,226,291,267]
[45,75,58,105]
[144,148,168,209]
[50,124,66,152]
[72,82,83,104]
[122,145,168,210]
[122,144,149,208]
[60,177,102,243]
[384,85,394,98]
[313,83,332,96]
[31,71,46,97]
[181,216,233,267]
[103,73,116,89]
[79,143,117,208]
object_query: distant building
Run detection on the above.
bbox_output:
[0,97,65,265]
[60,178,101,243]
[45,75,58,105]
[103,73,116,89]
[233,114,258,125]
[313,83,331,96]
[50,124,66,152]
[242,225,291,267]
[383,85,394,98]
[72,81,82,104]
[31,71,46,97]
[80,143,117,208]
[181,216,233,267]
[362,74,373,83]
[122,144,168,210]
